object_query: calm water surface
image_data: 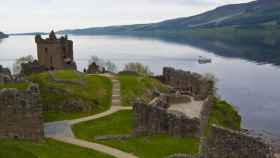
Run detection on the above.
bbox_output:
[1,35,280,136]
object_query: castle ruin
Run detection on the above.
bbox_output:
[134,67,275,158]
[134,67,215,138]
[0,84,44,141]
[35,31,76,70]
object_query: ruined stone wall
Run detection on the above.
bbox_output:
[205,125,274,158]
[0,84,44,141]
[161,67,214,100]
[20,61,49,76]
[133,96,212,138]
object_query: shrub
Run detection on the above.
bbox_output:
[88,56,117,73]
[124,62,153,76]
[13,55,34,74]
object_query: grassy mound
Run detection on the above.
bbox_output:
[72,110,199,158]
[209,98,241,130]
[118,73,169,106]
[0,139,114,158]
[0,82,29,90]
[27,70,112,122]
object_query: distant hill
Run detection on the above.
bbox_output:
[0,31,8,38]
[10,32,47,36]
[59,0,280,35]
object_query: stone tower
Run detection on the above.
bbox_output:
[35,30,77,70]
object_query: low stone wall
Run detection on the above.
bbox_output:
[205,125,274,158]
[160,67,214,100]
[133,96,212,138]
[0,84,44,141]
[21,61,48,76]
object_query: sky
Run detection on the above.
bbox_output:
[0,0,252,33]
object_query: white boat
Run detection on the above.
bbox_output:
[198,56,212,64]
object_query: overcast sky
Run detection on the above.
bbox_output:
[0,0,252,33]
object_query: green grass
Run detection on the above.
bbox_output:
[0,82,29,90]
[118,73,169,106]
[0,139,114,158]
[208,98,241,130]
[27,70,112,122]
[52,70,83,81]
[72,110,199,158]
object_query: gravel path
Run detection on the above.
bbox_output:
[168,97,204,119]
[44,74,137,158]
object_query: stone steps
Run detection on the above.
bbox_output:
[112,95,121,100]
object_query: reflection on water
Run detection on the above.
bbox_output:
[1,35,280,136]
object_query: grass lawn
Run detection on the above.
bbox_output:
[0,139,114,158]
[0,82,30,90]
[27,70,112,122]
[72,110,200,158]
[118,73,169,107]
[208,98,241,130]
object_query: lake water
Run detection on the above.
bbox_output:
[1,35,280,136]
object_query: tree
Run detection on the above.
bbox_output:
[13,55,34,74]
[89,56,106,69]
[88,56,118,73]
[105,60,117,73]
[124,62,153,76]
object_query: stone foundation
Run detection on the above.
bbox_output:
[0,84,44,141]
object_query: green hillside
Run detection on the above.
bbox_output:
[28,70,112,122]
[59,0,280,34]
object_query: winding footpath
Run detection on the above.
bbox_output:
[44,74,138,158]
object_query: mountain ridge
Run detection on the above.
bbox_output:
[0,31,8,38]
[58,0,280,35]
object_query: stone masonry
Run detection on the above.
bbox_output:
[133,94,213,138]
[0,84,44,141]
[205,125,274,158]
[35,31,76,70]
[135,67,275,158]
[20,60,49,76]
[160,67,214,100]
